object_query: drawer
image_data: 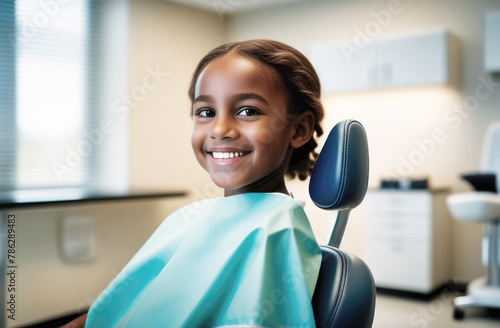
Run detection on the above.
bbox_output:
[366,191,432,212]
[365,238,432,293]
[366,210,431,221]
[366,217,431,240]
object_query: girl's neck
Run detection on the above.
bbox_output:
[224,167,289,197]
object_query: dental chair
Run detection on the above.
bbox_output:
[446,121,500,320]
[309,120,376,328]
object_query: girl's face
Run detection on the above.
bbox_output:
[191,54,299,196]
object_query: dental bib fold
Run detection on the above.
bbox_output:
[85,193,322,328]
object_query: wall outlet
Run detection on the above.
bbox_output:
[60,216,97,262]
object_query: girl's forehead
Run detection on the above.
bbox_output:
[195,54,285,96]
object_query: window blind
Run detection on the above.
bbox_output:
[0,1,17,192]
[0,0,128,195]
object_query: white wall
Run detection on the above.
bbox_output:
[128,0,225,198]
[225,0,500,282]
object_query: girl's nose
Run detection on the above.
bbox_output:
[210,115,238,140]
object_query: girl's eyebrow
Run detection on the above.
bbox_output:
[233,93,270,105]
[193,93,270,106]
[193,95,212,104]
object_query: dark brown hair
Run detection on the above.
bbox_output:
[188,39,324,180]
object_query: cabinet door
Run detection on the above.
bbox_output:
[366,237,432,293]
[309,41,376,93]
[366,190,432,212]
[376,30,448,87]
[484,11,500,72]
[366,215,432,241]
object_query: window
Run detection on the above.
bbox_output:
[0,0,129,197]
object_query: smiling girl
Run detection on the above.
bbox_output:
[190,40,324,196]
[65,39,325,328]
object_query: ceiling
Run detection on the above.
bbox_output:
[165,0,310,14]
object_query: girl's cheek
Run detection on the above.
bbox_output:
[191,131,203,152]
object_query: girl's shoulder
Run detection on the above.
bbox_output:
[171,193,304,219]
[158,192,310,237]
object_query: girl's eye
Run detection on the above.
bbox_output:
[237,107,260,117]
[196,109,215,117]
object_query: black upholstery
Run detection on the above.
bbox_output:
[309,120,375,328]
[461,173,497,192]
[309,120,369,210]
[312,247,376,328]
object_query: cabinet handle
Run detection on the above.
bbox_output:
[381,63,392,85]
[389,243,403,252]
[388,238,404,252]
[388,197,401,205]
[369,65,376,85]
[390,221,403,229]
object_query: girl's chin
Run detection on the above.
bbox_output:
[211,176,253,194]
[211,176,241,190]
[213,181,244,191]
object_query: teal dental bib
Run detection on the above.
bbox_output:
[85,193,321,328]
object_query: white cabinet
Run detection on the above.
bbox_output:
[364,190,451,294]
[377,31,448,86]
[484,11,500,73]
[309,29,459,93]
[309,41,376,92]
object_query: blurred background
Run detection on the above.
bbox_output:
[2,0,500,326]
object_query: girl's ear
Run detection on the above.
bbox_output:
[290,111,315,149]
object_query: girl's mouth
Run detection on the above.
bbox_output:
[207,151,251,166]
[211,151,245,159]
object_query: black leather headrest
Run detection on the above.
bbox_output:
[309,120,369,210]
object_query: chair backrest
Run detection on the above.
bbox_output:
[309,120,375,328]
[312,246,376,328]
[481,122,500,192]
[309,120,369,211]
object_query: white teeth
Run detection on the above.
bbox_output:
[212,152,245,159]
